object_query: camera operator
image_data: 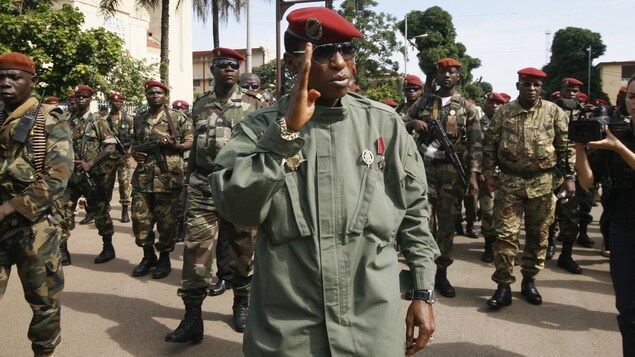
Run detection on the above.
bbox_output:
[575,75,635,357]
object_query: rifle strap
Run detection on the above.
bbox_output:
[163,106,179,138]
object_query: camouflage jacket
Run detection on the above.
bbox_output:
[191,85,268,175]
[131,107,193,193]
[0,97,73,225]
[69,110,116,178]
[104,110,132,159]
[404,92,482,173]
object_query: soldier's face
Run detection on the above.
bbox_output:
[0,69,35,111]
[212,59,239,89]
[484,98,503,118]
[75,92,92,111]
[110,99,124,111]
[561,86,580,100]
[145,86,166,107]
[516,80,542,107]
[437,67,459,91]
[403,84,422,102]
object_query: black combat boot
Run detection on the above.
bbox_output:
[79,214,94,225]
[121,205,130,223]
[557,241,583,274]
[165,303,204,343]
[487,284,512,308]
[232,295,249,333]
[435,266,456,298]
[132,247,157,277]
[60,241,71,266]
[94,235,116,264]
[208,279,231,296]
[152,251,172,279]
[546,223,557,260]
[465,223,479,238]
[520,278,543,305]
[481,236,494,263]
[68,216,76,231]
[454,219,464,236]
[577,222,595,248]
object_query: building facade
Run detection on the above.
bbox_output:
[598,60,635,104]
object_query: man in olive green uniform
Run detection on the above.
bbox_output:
[484,68,575,308]
[210,8,439,356]
[130,80,192,279]
[404,58,482,298]
[0,52,73,357]
[60,84,117,265]
[165,48,268,343]
[102,92,132,223]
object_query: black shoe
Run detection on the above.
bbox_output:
[454,222,464,236]
[152,252,171,279]
[232,296,249,333]
[79,215,94,225]
[165,304,203,343]
[465,224,479,238]
[60,242,71,266]
[481,249,494,263]
[487,284,512,308]
[121,206,130,223]
[557,254,583,274]
[546,244,556,260]
[208,279,230,296]
[94,245,115,264]
[435,268,456,298]
[520,278,543,305]
[577,234,595,248]
[132,248,157,277]
[68,217,76,231]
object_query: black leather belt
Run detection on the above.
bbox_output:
[499,165,554,179]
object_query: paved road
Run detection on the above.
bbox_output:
[1,198,621,357]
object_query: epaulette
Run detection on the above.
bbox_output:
[243,89,266,102]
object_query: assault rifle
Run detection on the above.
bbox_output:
[74,145,97,191]
[132,140,168,172]
[425,120,468,189]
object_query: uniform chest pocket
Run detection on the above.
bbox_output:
[264,175,311,246]
[7,156,36,186]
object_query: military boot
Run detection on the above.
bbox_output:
[454,219,464,236]
[68,215,76,231]
[165,303,203,343]
[520,278,542,305]
[487,284,512,308]
[94,235,116,264]
[435,266,456,298]
[232,295,249,333]
[557,241,583,274]
[546,223,557,260]
[465,223,479,238]
[132,247,157,277]
[481,236,494,263]
[121,205,130,223]
[79,213,94,225]
[152,251,172,279]
[577,222,595,248]
[60,241,71,266]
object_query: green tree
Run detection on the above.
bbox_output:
[0,1,130,98]
[542,27,607,103]
[338,0,401,90]
[106,50,159,102]
[193,0,245,48]
[397,6,481,93]
[364,80,401,104]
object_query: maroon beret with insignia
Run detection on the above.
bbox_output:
[486,92,507,103]
[549,91,561,100]
[382,99,398,108]
[286,7,362,44]
[109,92,125,101]
[436,58,462,68]
[74,84,95,96]
[45,96,59,104]
[67,93,76,100]
[579,93,588,102]
[212,47,245,62]
[562,77,583,87]
[145,80,169,93]
[517,67,547,81]
[593,98,607,106]
[0,52,36,74]
[172,100,190,108]
[404,74,423,87]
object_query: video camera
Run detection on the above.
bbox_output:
[559,98,631,143]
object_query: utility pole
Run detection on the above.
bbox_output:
[587,45,592,103]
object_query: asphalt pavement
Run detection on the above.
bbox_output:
[0,194,621,357]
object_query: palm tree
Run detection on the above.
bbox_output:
[192,0,244,48]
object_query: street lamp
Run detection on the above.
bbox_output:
[587,45,592,103]
[403,14,428,79]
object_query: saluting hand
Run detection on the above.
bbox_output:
[285,42,321,132]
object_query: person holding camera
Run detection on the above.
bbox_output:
[575,75,635,357]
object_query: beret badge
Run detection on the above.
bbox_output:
[305,18,323,41]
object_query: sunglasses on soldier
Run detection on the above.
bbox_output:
[293,42,357,64]
[241,83,259,90]
[404,85,422,92]
[214,59,240,70]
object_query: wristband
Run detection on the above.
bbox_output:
[277,117,300,141]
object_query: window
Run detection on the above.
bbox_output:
[622,65,635,80]
[193,80,201,87]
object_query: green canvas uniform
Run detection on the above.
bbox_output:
[0,98,73,357]
[211,93,440,356]
[102,111,132,207]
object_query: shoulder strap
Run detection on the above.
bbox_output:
[162,105,179,138]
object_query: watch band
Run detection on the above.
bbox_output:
[411,289,436,303]
[277,117,300,141]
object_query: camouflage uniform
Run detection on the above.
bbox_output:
[404,93,482,268]
[61,111,116,241]
[130,108,192,252]
[0,98,73,356]
[102,110,132,208]
[478,113,496,244]
[178,85,267,304]
[483,98,571,284]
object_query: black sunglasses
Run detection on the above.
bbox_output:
[75,93,91,99]
[519,81,542,88]
[404,85,422,92]
[214,60,240,70]
[241,83,259,90]
[293,42,357,64]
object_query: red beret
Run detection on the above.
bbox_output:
[517,67,547,81]
[45,96,59,104]
[74,84,95,96]
[593,99,608,106]
[172,100,190,108]
[67,93,76,100]
[486,92,507,103]
[382,99,398,108]
[0,52,36,74]
[212,47,245,62]
[145,80,169,93]
[404,74,423,87]
[562,77,583,87]
[286,7,362,44]
[500,93,511,102]
[436,58,462,68]
[579,93,588,101]
[549,91,561,100]
[108,92,125,101]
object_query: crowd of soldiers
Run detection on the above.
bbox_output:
[0,7,630,355]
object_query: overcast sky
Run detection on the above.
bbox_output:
[192,0,635,98]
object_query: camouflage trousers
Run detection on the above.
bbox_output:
[478,189,495,240]
[492,189,556,284]
[178,173,256,305]
[456,193,478,225]
[556,181,594,243]
[103,155,132,206]
[425,160,464,268]
[0,219,64,357]
[60,174,114,242]
[131,190,179,252]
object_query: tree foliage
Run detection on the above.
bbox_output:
[192,0,245,48]
[364,80,401,104]
[338,0,401,90]
[0,1,154,100]
[542,27,607,103]
[397,6,481,93]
